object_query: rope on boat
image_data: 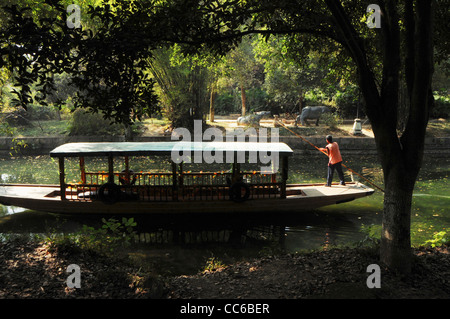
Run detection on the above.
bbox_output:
[276,120,385,193]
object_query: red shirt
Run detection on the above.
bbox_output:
[326,142,342,165]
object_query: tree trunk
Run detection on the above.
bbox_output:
[241,84,246,116]
[324,0,434,275]
[298,92,304,115]
[379,155,417,274]
[209,84,216,122]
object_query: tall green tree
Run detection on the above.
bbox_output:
[221,35,264,116]
[164,0,440,275]
[148,45,211,130]
[254,35,332,114]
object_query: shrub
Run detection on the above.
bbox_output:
[68,108,124,136]
[321,112,343,129]
[26,104,58,120]
[203,256,227,273]
[46,217,137,254]
[425,231,448,248]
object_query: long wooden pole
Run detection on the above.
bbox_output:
[277,120,385,193]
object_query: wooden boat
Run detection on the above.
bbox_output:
[0,141,374,215]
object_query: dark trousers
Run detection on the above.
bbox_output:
[327,162,345,186]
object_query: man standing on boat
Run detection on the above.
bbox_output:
[319,135,346,187]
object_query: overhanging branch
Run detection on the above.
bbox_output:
[160,27,344,48]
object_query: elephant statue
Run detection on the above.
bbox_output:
[237,111,272,126]
[295,106,331,126]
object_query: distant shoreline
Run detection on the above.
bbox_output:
[1,135,449,157]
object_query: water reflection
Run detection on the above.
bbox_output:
[0,205,383,253]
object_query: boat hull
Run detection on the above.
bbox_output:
[0,183,374,215]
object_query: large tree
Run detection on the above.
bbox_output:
[148,45,211,130]
[328,0,434,273]
[222,35,264,116]
[161,0,440,275]
[1,0,446,274]
[254,35,333,114]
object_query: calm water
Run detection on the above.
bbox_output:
[0,153,449,264]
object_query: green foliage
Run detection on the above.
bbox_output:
[220,36,265,113]
[245,87,269,113]
[424,231,449,248]
[304,90,330,106]
[68,108,125,136]
[321,112,343,129]
[0,119,16,137]
[46,217,137,254]
[1,1,160,125]
[214,90,238,115]
[149,46,210,130]
[26,104,58,120]
[255,36,334,114]
[0,118,28,154]
[335,85,362,118]
[203,256,226,273]
[360,224,381,241]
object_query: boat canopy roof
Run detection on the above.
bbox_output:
[50,141,294,158]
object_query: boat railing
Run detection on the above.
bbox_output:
[64,171,282,202]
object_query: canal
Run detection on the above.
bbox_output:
[0,153,448,275]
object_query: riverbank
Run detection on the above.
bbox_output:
[1,239,449,299]
[1,134,450,157]
[1,117,449,157]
